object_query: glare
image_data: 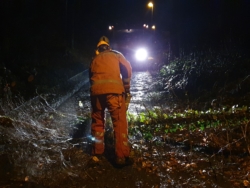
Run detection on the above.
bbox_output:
[143,24,149,28]
[152,25,156,29]
[148,2,153,8]
[135,48,148,61]
[126,28,133,33]
[78,101,83,108]
[109,25,114,30]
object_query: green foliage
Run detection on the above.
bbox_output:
[135,48,250,145]
[157,49,250,102]
[77,115,91,123]
[128,105,250,141]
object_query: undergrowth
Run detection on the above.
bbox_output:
[127,48,250,156]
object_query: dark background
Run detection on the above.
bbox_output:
[1,0,250,98]
[1,0,250,63]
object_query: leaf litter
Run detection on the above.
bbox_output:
[0,70,250,187]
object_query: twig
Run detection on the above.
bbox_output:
[84,171,94,181]
[241,120,250,155]
[36,89,55,111]
[208,157,217,181]
[211,137,244,158]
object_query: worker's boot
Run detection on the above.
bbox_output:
[115,157,134,167]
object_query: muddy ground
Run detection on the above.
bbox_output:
[0,71,250,188]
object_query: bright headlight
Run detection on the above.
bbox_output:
[135,48,148,61]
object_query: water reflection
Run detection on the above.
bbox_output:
[0,71,239,187]
[129,71,155,114]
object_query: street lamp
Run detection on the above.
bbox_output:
[148,2,154,23]
[109,25,114,39]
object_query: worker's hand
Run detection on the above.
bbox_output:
[124,85,130,93]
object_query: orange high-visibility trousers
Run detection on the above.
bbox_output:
[91,94,130,158]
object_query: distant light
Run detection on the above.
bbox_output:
[152,25,156,30]
[135,48,148,61]
[148,2,153,8]
[143,24,149,29]
[109,26,114,30]
[125,29,133,33]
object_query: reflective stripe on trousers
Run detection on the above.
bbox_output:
[91,94,130,157]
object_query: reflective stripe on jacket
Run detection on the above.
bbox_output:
[89,50,132,95]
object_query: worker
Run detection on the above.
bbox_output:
[89,36,133,167]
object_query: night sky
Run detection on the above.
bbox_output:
[1,0,250,67]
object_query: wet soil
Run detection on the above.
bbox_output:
[0,71,250,188]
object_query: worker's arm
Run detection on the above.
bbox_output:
[118,53,132,93]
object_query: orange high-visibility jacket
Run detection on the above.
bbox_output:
[89,50,132,95]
